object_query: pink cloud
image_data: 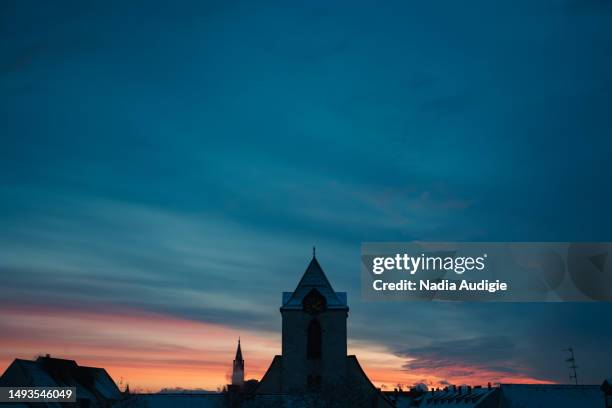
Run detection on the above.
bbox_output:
[0,303,277,391]
[0,303,555,392]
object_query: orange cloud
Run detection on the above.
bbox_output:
[0,304,554,392]
[0,304,276,392]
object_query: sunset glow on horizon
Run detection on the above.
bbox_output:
[2,0,612,396]
[0,303,555,392]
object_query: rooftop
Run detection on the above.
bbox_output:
[281,257,348,310]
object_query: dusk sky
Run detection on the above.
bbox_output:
[1,0,612,392]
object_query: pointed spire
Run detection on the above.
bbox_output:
[232,337,244,387]
[235,337,243,362]
[313,245,316,258]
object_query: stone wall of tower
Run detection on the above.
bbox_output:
[280,308,348,392]
[232,360,244,387]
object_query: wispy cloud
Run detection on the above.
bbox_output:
[1,0,612,391]
[393,336,551,386]
[0,303,278,391]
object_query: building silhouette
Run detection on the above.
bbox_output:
[254,254,393,406]
[1,256,610,407]
[0,354,121,408]
[231,339,244,388]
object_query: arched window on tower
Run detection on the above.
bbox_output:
[307,319,322,359]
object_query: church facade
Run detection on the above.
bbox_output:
[254,255,393,407]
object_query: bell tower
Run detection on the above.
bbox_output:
[279,255,348,392]
[254,254,394,406]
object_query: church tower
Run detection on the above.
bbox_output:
[231,338,244,387]
[279,253,349,392]
[255,254,393,406]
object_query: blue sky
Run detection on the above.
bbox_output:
[1,0,611,388]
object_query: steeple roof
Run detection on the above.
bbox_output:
[281,256,348,310]
[234,338,243,362]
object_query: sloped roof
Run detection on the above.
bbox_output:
[1,356,121,403]
[80,366,122,400]
[15,359,58,387]
[281,257,347,310]
[499,384,603,408]
[418,386,498,407]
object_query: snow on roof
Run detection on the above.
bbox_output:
[15,359,58,387]
[81,366,122,400]
[281,257,348,310]
[4,357,121,404]
[500,384,604,408]
[74,383,98,402]
[135,394,225,408]
[418,386,496,407]
[385,393,417,408]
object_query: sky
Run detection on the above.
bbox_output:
[1,0,612,392]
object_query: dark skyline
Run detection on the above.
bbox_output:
[1,0,611,390]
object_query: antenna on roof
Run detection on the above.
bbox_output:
[563,347,578,385]
[313,246,316,258]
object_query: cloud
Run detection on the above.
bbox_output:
[1,0,612,392]
[398,336,516,371]
[392,336,552,386]
[0,302,278,391]
[0,195,321,331]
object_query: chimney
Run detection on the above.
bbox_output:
[488,382,492,390]
[468,386,472,394]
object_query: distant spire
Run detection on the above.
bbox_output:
[232,337,244,387]
[313,246,316,258]
[235,337,243,361]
